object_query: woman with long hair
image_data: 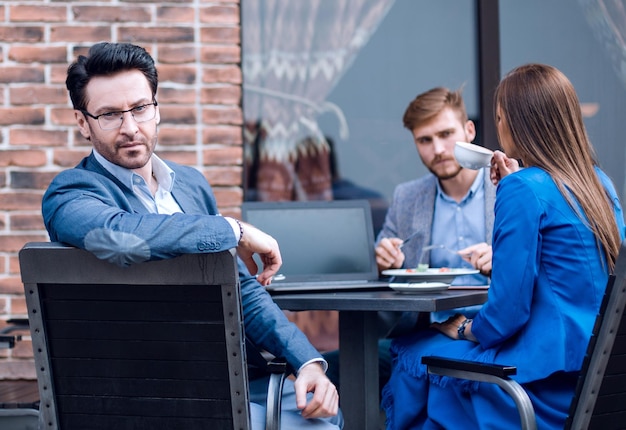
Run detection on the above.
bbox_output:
[381,63,625,429]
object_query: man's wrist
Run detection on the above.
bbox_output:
[297,358,328,375]
[225,217,244,244]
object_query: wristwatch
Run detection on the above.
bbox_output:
[457,318,472,340]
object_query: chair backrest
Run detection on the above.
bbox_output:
[19,242,250,430]
[566,240,626,429]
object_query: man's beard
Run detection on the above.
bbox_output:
[427,157,463,180]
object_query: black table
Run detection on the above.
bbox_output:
[272,288,489,430]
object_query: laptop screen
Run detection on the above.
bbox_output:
[241,200,379,283]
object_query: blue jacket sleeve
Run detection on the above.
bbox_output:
[42,167,239,267]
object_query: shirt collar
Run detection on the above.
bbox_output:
[435,168,484,203]
[93,150,176,192]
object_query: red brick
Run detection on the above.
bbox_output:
[0,108,44,126]
[0,67,44,84]
[202,106,242,125]
[10,213,46,231]
[10,86,67,106]
[160,106,197,125]
[158,45,197,64]
[0,26,43,43]
[203,65,242,84]
[72,6,151,22]
[158,127,197,146]
[158,87,196,104]
[51,108,78,126]
[200,45,240,63]
[199,5,239,24]
[119,26,194,43]
[219,206,240,219]
[0,193,45,211]
[8,46,68,64]
[10,129,69,147]
[203,165,242,186]
[201,85,241,105]
[0,172,5,187]
[213,187,243,207]
[0,236,48,254]
[9,255,20,275]
[200,26,240,44]
[50,65,69,84]
[202,126,242,145]
[10,297,28,316]
[0,214,6,229]
[9,339,33,359]
[50,26,111,42]
[158,64,196,84]
[53,149,91,167]
[157,6,195,23]
[10,172,58,190]
[203,145,242,165]
[158,150,197,166]
[0,150,46,168]
[10,5,66,22]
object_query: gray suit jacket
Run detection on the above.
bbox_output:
[377,172,496,268]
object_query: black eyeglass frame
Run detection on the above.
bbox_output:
[80,101,159,130]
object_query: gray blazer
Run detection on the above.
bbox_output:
[377,172,496,267]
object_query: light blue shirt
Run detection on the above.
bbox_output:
[431,169,489,286]
[93,150,182,215]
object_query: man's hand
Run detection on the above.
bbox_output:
[458,242,492,277]
[236,221,282,286]
[293,362,339,419]
[375,237,405,271]
[490,150,520,185]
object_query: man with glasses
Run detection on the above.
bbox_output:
[42,42,342,430]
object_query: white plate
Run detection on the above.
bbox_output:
[381,268,480,284]
[389,282,450,293]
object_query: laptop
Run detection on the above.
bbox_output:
[241,200,390,293]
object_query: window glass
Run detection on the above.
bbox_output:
[242,0,479,233]
[500,0,626,202]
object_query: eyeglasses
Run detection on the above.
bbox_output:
[81,102,158,130]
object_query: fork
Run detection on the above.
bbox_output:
[419,244,471,261]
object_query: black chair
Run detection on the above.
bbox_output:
[19,242,287,430]
[423,239,626,430]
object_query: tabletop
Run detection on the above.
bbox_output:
[272,287,489,312]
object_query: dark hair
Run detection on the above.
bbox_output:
[66,42,158,111]
[402,86,467,131]
[495,63,620,270]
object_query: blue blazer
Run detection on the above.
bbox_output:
[42,152,323,371]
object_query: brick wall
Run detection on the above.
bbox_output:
[0,0,243,379]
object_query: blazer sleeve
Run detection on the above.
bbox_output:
[42,167,239,267]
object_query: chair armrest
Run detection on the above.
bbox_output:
[422,355,517,378]
[421,356,537,430]
[265,358,293,430]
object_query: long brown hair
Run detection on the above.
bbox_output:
[494,63,621,270]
